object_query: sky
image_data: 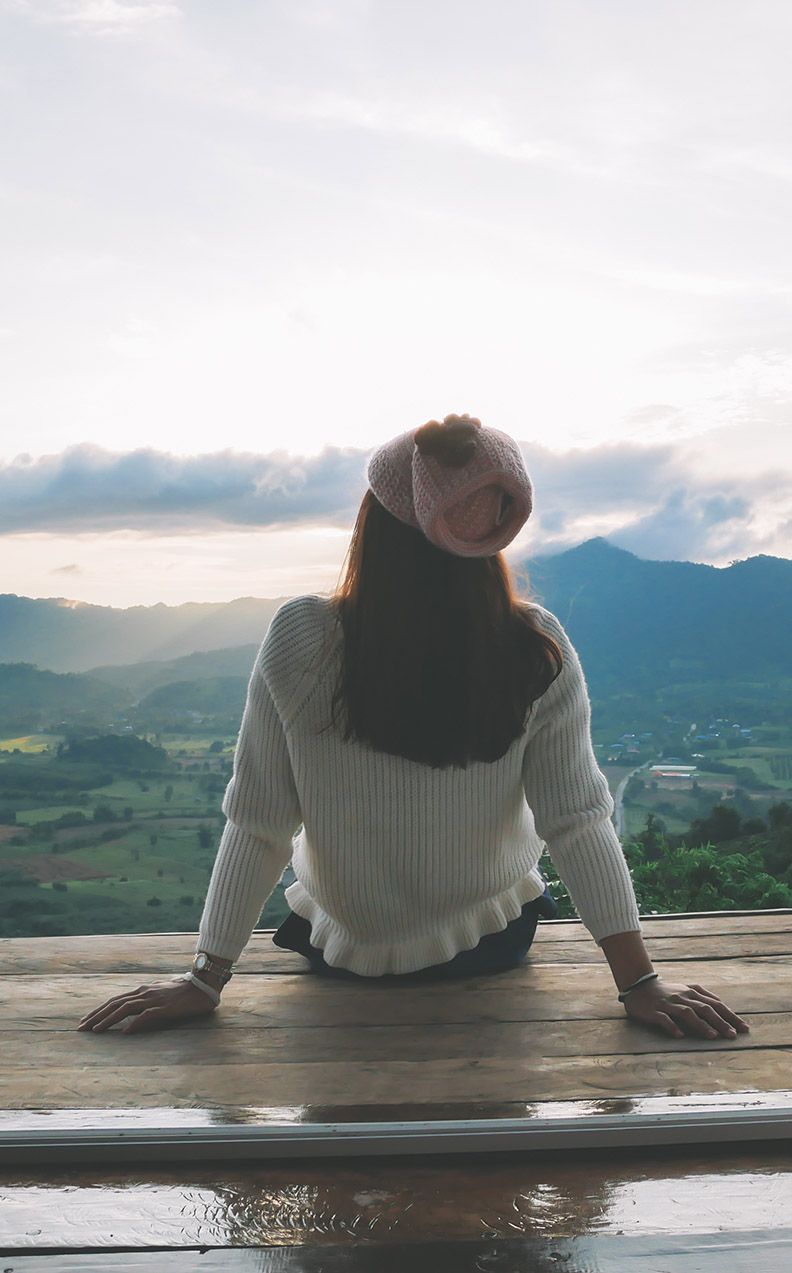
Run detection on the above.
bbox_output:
[2,0,791,607]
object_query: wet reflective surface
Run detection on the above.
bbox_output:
[3,1088,791,1129]
[2,1144,792,1249]
[3,1235,792,1272]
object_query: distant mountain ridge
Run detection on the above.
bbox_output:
[1,541,791,698]
[523,538,792,694]
[0,594,287,673]
[88,645,260,698]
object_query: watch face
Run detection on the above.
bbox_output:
[195,954,208,970]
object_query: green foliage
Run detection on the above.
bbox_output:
[197,823,214,849]
[538,855,577,919]
[687,804,743,845]
[624,838,792,912]
[0,868,39,890]
[0,662,128,732]
[541,800,792,920]
[61,734,170,771]
[138,677,248,717]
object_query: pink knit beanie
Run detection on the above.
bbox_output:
[367,414,533,558]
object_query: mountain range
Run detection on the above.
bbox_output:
[0,594,286,674]
[1,540,790,708]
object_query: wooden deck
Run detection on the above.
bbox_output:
[2,910,792,1267]
[3,910,792,1114]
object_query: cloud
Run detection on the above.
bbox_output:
[1,439,790,565]
[0,443,368,534]
[7,1,182,35]
[50,562,82,575]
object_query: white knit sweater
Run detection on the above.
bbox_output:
[196,595,641,975]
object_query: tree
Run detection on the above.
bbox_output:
[197,823,214,850]
[688,804,743,846]
[164,784,174,803]
[624,836,792,914]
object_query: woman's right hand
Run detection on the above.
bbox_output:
[77,977,218,1035]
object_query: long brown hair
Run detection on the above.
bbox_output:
[326,491,562,769]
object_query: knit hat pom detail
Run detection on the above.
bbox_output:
[414,414,482,469]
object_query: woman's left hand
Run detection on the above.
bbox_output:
[622,978,751,1040]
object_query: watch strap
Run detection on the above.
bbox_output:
[192,952,234,985]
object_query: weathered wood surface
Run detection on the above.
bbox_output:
[2,913,791,1115]
[3,1145,792,1249]
[0,1012,778,1070]
[1,957,789,1029]
[4,912,792,974]
[1,1045,788,1109]
[5,931,792,972]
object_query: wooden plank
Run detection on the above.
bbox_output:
[4,913,792,975]
[3,1147,792,1248]
[0,1012,775,1072]
[1,1044,790,1109]
[5,1235,792,1271]
[0,934,307,977]
[542,912,792,939]
[5,930,792,976]
[6,1092,790,1135]
[538,933,792,961]
[1,959,788,1028]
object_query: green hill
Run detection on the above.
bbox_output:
[0,664,131,735]
[87,644,259,700]
[137,676,249,718]
[523,539,792,697]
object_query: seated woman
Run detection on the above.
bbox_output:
[80,414,748,1043]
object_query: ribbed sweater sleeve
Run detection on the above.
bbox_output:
[196,635,302,962]
[523,609,641,944]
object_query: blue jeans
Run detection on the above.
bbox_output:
[272,881,559,983]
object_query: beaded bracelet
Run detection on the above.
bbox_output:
[179,971,222,1006]
[617,971,659,1002]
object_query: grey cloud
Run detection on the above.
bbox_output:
[607,490,749,562]
[0,444,368,534]
[523,441,678,511]
[1,440,789,565]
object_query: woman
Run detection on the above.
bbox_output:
[79,414,749,1041]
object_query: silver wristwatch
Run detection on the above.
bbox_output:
[191,951,234,985]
